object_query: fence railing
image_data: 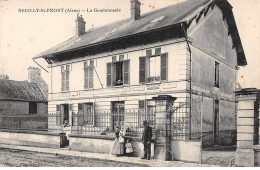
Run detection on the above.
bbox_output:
[0,113,48,131]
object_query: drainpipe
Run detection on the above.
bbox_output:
[181,22,192,140]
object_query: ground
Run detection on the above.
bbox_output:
[0,148,144,167]
[0,145,235,167]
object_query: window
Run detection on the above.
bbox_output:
[148,56,161,82]
[214,62,219,87]
[78,103,94,125]
[107,55,129,87]
[139,48,168,84]
[138,100,146,127]
[84,60,94,89]
[61,65,70,91]
[138,100,156,126]
[29,102,37,114]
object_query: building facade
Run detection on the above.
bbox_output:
[34,0,247,151]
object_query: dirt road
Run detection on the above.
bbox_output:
[0,148,143,167]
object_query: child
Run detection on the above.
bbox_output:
[119,130,125,156]
[125,139,134,157]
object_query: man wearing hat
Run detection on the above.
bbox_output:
[141,120,153,160]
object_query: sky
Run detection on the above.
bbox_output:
[0,0,259,89]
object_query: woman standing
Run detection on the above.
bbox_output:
[110,126,121,156]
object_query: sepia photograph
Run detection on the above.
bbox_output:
[0,0,260,167]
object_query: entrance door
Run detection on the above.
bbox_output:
[61,104,69,125]
[112,102,125,130]
[214,100,219,145]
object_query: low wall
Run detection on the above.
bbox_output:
[69,134,145,157]
[0,129,62,148]
[171,140,201,163]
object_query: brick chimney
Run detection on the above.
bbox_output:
[75,14,86,36]
[28,66,48,98]
[131,0,141,20]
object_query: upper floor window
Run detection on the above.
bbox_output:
[214,62,219,88]
[139,48,168,84]
[61,65,70,91]
[107,55,130,87]
[84,60,94,89]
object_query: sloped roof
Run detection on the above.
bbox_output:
[0,80,47,102]
[33,0,246,66]
[33,0,211,58]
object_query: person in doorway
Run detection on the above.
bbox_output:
[110,126,121,156]
[141,120,152,160]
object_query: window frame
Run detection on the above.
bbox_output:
[139,50,168,84]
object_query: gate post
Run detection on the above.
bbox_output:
[152,95,177,161]
[235,88,260,167]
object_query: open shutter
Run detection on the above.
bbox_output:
[78,103,84,126]
[69,104,73,126]
[66,70,70,91]
[139,57,146,83]
[61,66,65,91]
[92,102,95,126]
[107,63,112,87]
[123,60,130,85]
[56,105,61,126]
[161,53,168,81]
[84,62,89,89]
[89,60,94,88]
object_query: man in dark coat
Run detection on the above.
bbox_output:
[141,120,152,160]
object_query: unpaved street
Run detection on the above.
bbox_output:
[0,148,144,167]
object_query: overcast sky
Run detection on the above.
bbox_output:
[0,0,259,88]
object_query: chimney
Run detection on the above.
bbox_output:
[28,66,41,83]
[75,14,86,36]
[0,74,9,80]
[131,0,141,20]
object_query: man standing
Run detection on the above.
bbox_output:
[141,120,152,160]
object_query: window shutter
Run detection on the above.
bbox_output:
[77,103,83,126]
[146,50,152,57]
[69,104,73,125]
[161,53,168,81]
[66,70,69,91]
[107,63,112,87]
[89,66,94,88]
[139,57,146,83]
[155,48,161,56]
[56,105,61,126]
[61,70,65,91]
[84,66,89,89]
[123,60,130,85]
[92,102,95,126]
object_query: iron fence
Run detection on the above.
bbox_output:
[0,113,48,131]
[69,110,157,138]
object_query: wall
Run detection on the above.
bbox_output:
[0,130,62,148]
[50,39,189,94]
[0,101,29,115]
[188,5,237,147]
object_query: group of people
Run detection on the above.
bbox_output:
[110,120,152,160]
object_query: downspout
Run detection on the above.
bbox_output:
[181,22,192,140]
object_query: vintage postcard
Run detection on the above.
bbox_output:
[0,0,259,167]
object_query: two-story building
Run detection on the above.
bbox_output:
[34,0,247,159]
